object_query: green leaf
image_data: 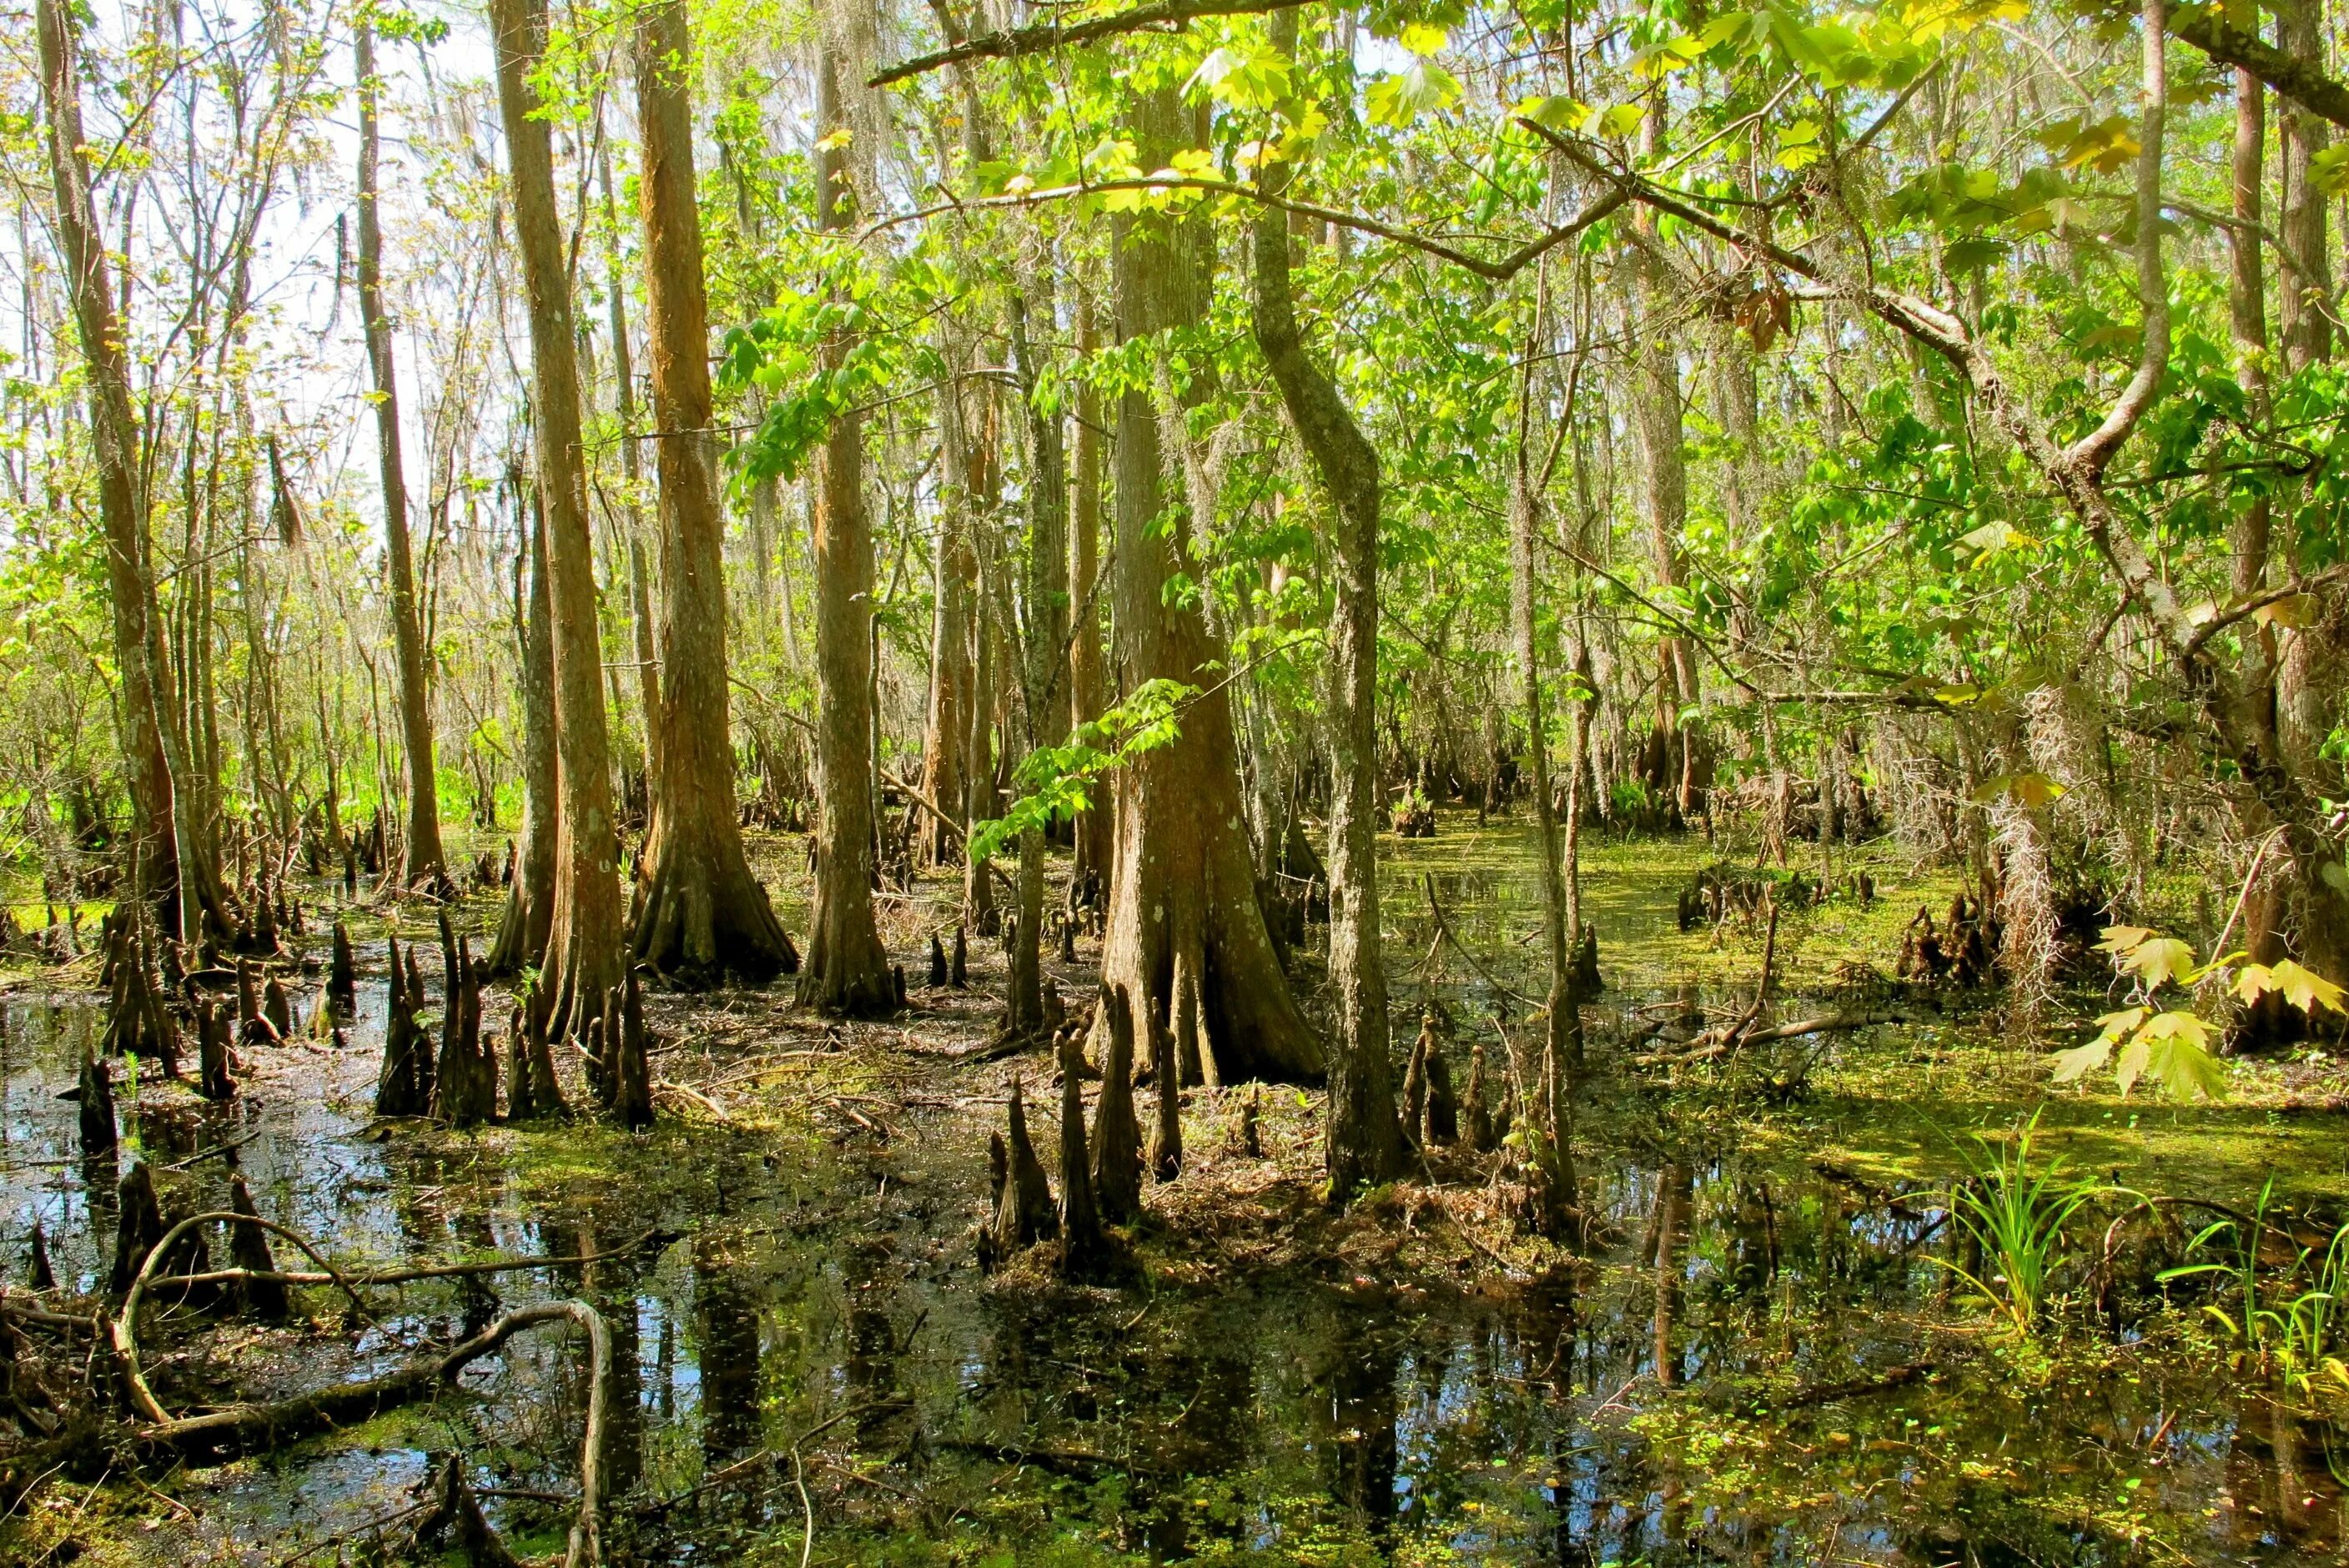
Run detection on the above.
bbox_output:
[2050,1037,2113,1084]
[1366,62,1462,128]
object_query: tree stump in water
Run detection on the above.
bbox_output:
[228,1174,289,1320]
[1058,1032,1108,1276]
[1575,926,1602,993]
[263,973,293,1040]
[993,1074,1057,1255]
[327,920,357,1009]
[108,1163,166,1297]
[1059,917,1077,965]
[612,967,654,1130]
[1400,1016,1434,1148]
[26,1223,54,1292]
[1144,988,1181,1182]
[928,932,947,988]
[1089,985,1143,1224]
[1422,1037,1457,1148]
[1234,1086,1262,1158]
[196,1000,237,1101]
[237,959,282,1050]
[76,1051,117,1158]
[1461,1044,1495,1153]
[375,935,433,1117]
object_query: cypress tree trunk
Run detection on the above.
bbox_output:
[1006,286,1069,1038]
[355,19,447,895]
[1247,14,1398,1193]
[489,481,558,977]
[599,142,665,801]
[1068,294,1112,891]
[920,343,972,867]
[795,48,894,1017]
[490,0,623,1036]
[627,0,792,984]
[1099,84,1320,1086]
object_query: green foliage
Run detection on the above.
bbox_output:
[1935,1114,2101,1334]
[967,680,1199,865]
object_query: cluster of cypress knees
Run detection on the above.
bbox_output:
[373,914,651,1130]
[976,996,1521,1279]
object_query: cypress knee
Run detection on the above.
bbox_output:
[229,1174,289,1320]
[1058,1031,1106,1275]
[1089,985,1144,1223]
[928,932,947,988]
[109,1161,166,1296]
[328,919,356,1008]
[76,1050,117,1157]
[993,1074,1057,1253]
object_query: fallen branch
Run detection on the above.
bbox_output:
[1775,1361,1935,1410]
[1633,1010,1908,1067]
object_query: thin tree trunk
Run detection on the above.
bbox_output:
[1006,282,1069,1038]
[1069,294,1112,888]
[35,0,234,946]
[1248,9,1398,1192]
[794,48,894,1016]
[357,19,446,894]
[921,343,970,867]
[1099,83,1320,1085]
[489,477,557,977]
[627,0,792,984]
[600,143,664,801]
[490,0,623,1036]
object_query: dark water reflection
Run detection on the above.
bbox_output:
[5,966,2346,1563]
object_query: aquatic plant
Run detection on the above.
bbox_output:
[1937,1114,2101,1334]
[2162,1182,2349,1401]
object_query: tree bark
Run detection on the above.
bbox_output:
[1247,18,1398,1189]
[490,0,624,1035]
[921,341,972,866]
[490,479,558,977]
[795,48,895,1016]
[1069,293,1113,888]
[627,0,792,984]
[356,19,447,895]
[1007,284,1069,1038]
[1632,96,1697,817]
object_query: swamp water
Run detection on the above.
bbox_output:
[3,830,2345,1565]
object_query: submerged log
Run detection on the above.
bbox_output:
[1089,985,1143,1224]
[993,1074,1057,1254]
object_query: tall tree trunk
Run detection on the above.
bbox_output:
[795,48,894,1016]
[1069,293,1112,888]
[35,0,234,946]
[490,0,623,1035]
[1507,284,1583,1239]
[356,19,447,894]
[1632,96,1697,818]
[1099,83,1320,1085]
[1248,15,1398,1191]
[920,343,970,867]
[627,0,792,983]
[1006,282,1069,1038]
[489,477,558,977]
[600,143,664,801]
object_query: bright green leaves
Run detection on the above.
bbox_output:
[718,251,934,485]
[2040,924,2333,1103]
[1969,770,2066,809]
[968,680,1199,864]
[1365,59,1462,128]
[1187,40,1291,112]
[2045,113,2140,175]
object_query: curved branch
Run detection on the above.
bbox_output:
[872,0,1306,87]
[2172,7,2349,132]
